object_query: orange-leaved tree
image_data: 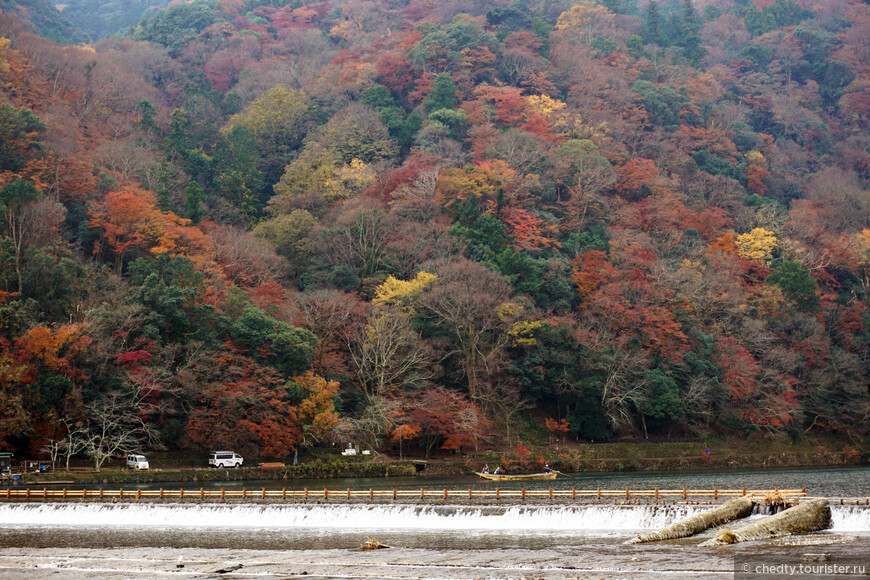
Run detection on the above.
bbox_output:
[88,186,213,274]
[390,422,421,460]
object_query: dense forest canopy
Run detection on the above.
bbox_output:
[0,0,868,464]
[53,0,171,42]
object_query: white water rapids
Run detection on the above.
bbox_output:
[0,502,866,533]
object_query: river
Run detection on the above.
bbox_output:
[0,466,867,578]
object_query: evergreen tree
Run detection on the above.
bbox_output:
[424,74,460,113]
[642,1,664,45]
[184,181,205,225]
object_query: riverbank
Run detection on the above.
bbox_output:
[5,458,420,486]
[5,438,866,486]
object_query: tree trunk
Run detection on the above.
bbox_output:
[625,496,754,544]
[14,253,22,295]
[700,499,831,545]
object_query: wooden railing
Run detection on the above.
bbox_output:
[0,486,811,503]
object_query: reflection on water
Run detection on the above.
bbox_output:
[13,465,866,496]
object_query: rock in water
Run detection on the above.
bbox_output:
[360,538,390,550]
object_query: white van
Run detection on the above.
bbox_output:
[126,454,149,470]
[209,451,243,468]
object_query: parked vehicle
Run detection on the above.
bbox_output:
[209,451,243,468]
[0,452,12,475]
[126,454,150,470]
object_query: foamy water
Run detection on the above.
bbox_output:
[0,502,865,533]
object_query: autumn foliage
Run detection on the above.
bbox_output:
[0,0,868,463]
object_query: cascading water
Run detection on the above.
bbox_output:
[830,505,870,533]
[0,503,706,532]
[0,502,865,537]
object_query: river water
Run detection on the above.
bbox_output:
[0,467,867,579]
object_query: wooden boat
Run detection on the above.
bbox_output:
[475,471,558,481]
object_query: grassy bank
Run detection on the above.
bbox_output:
[11,457,419,486]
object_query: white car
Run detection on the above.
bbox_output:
[126,454,149,470]
[209,451,243,468]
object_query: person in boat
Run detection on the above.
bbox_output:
[543,463,551,473]
[482,464,490,474]
[493,466,501,475]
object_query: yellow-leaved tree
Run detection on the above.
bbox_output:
[736,228,778,262]
[222,86,311,146]
[852,229,870,301]
[373,271,437,314]
[294,371,340,449]
[555,1,616,44]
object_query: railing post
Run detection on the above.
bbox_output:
[160,488,164,500]
[283,488,287,500]
[370,488,373,500]
[202,488,205,500]
[682,486,687,500]
[99,488,103,500]
[597,487,601,500]
[137,488,141,501]
[82,489,87,500]
[347,488,351,500]
[304,488,309,500]
[43,488,47,499]
[63,488,67,499]
[324,487,328,501]
[179,488,184,500]
[119,488,123,500]
[572,487,576,500]
[263,488,267,500]
[443,488,447,500]
[522,488,526,501]
[220,487,224,501]
[549,488,553,500]
[496,487,499,500]
[420,488,424,500]
[393,488,396,500]
[654,486,658,501]
[625,486,629,500]
[242,488,246,500]
[468,488,472,500]
[742,487,746,496]
[714,487,718,500]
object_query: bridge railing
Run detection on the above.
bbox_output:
[0,486,813,503]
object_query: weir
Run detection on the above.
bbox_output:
[0,502,864,533]
[0,486,810,504]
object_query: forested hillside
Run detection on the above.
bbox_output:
[0,0,83,42]
[53,0,170,41]
[0,0,868,463]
